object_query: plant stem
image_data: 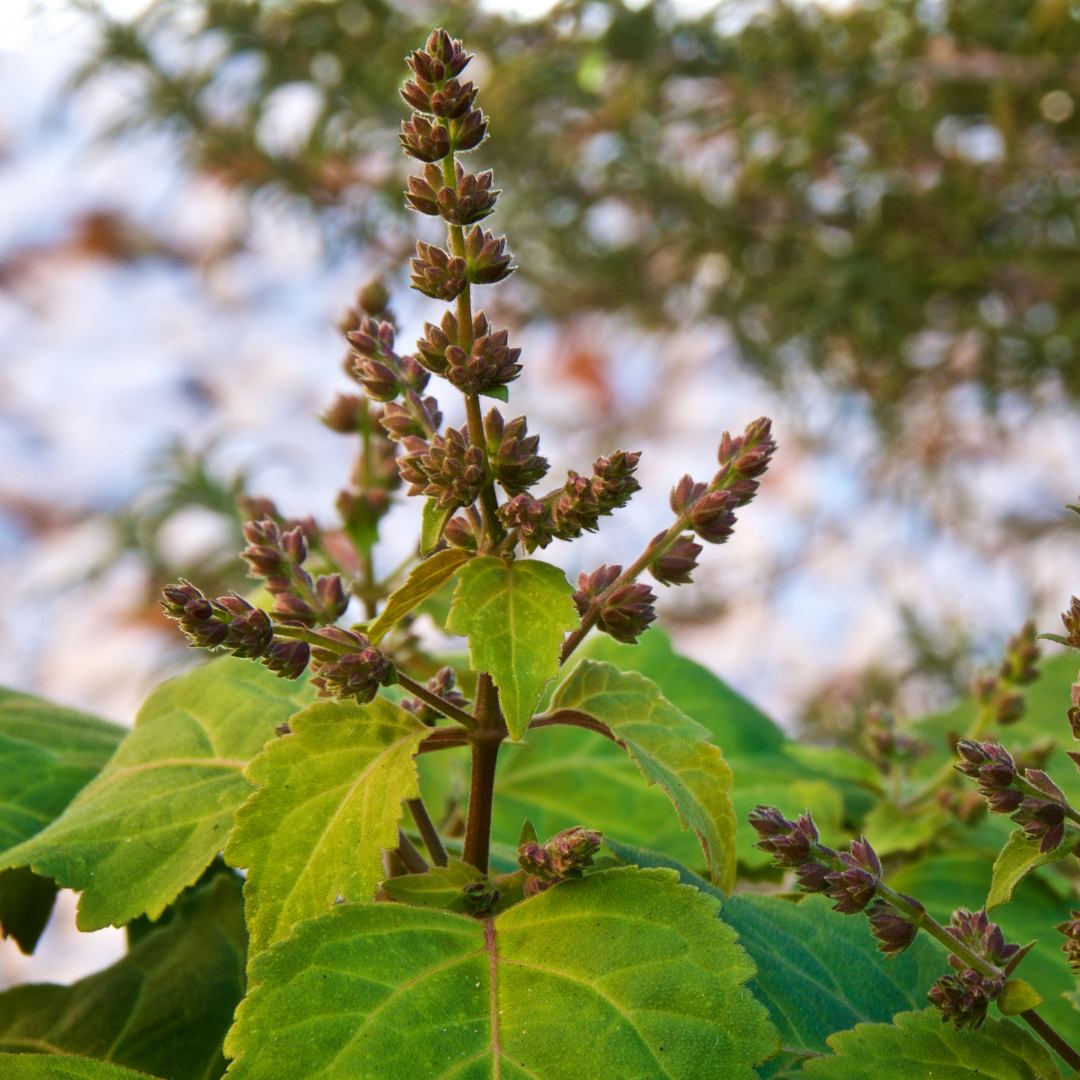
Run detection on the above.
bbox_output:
[1021,1010,1080,1071]
[397,673,478,730]
[396,829,428,874]
[461,727,503,874]
[408,796,448,867]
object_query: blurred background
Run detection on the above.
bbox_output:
[2,0,1080,983]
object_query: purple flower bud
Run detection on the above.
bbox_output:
[518,826,602,892]
[463,226,513,285]
[867,900,920,959]
[928,968,1002,1030]
[410,241,467,300]
[795,861,831,893]
[824,864,878,914]
[650,534,702,586]
[1057,909,1080,973]
[262,640,311,681]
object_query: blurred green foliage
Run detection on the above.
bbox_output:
[78,0,1080,435]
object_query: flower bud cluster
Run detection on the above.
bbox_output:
[380,392,443,442]
[242,519,348,627]
[161,581,312,682]
[1056,909,1080,973]
[573,565,657,645]
[999,620,1041,686]
[345,316,430,403]
[517,826,602,898]
[402,666,470,724]
[484,409,547,495]
[647,532,703,586]
[309,626,396,705]
[956,740,1074,853]
[406,162,498,226]
[713,417,777,507]
[399,31,484,163]
[927,908,1017,1029]
[1060,596,1080,650]
[399,426,486,512]
[410,242,468,301]
[416,312,521,397]
[498,451,641,550]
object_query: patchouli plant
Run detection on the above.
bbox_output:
[4,26,1080,1080]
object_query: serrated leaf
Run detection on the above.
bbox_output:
[0,867,58,956]
[801,1008,1063,1080]
[367,549,471,644]
[446,556,579,739]
[989,828,1077,911]
[0,659,312,930]
[224,866,778,1080]
[0,1056,162,1079]
[381,858,484,912]
[0,873,245,1080]
[225,697,428,956]
[603,838,945,1077]
[420,498,454,557]
[548,659,737,891]
[889,852,1080,1047]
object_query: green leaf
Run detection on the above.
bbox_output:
[863,800,946,857]
[549,659,737,891]
[0,873,245,1080]
[781,743,884,792]
[224,866,778,1080]
[801,1008,1063,1080]
[999,980,1044,1016]
[225,696,428,956]
[367,549,471,644]
[889,852,1080,1047]
[0,659,312,930]
[603,839,945,1077]
[446,556,579,740]
[989,828,1078,911]
[0,687,125,854]
[0,1056,162,1079]
[0,867,58,955]
[381,858,485,913]
[420,498,454,558]
[577,628,785,757]
[481,384,509,402]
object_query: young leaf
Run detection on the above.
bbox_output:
[801,1008,1064,1080]
[381,857,485,913]
[998,980,1044,1016]
[0,872,245,1080]
[224,867,779,1080]
[0,867,58,956]
[367,548,471,644]
[0,1056,162,1079]
[420,497,454,558]
[225,697,428,957]
[547,659,737,891]
[446,556,579,739]
[603,838,945,1078]
[0,659,312,930]
[989,828,1078,911]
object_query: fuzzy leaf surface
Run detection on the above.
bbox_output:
[421,498,454,558]
[603,838,945,1077]
[989,828,1077,911]
[225,866,778,1080]
[446,556,579,739]
[381,858,485,913]
[801,1008,1063,1080]
[548,659,737,891]
[225,697,428,956]
[367,549,471,644]
[0,1056,162,1079]
[0,873,245,1080]
[0,659,312,929]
